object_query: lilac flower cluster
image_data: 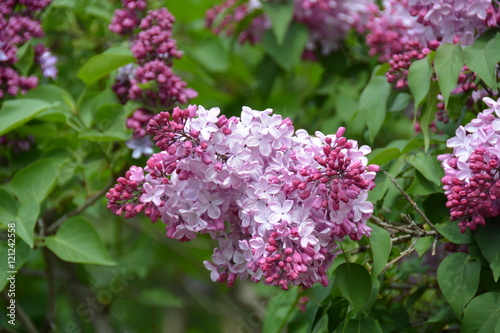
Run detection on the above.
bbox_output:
[438,97,500,232]
[109,1,197,158]
[408,0,498,46]
[367,0,499,62]
[0,0,56,98]
[107,105,379,289]
[206,0,377,56]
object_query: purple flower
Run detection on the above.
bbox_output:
[140,183,165,206]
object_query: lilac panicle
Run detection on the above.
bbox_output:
[439,96,500,232]
[107,105,379,290]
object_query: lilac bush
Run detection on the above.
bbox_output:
[107,105,379,289]
[109,1,197,158]
[205,0,377,57]
[0,0,55,98]
[439,97,500,232]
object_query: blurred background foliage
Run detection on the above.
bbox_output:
[1,0,500,332]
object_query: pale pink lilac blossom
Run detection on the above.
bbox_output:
[438,96,500,232]
[107,105,379,289]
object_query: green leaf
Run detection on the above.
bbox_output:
[367,223,391,280]
[14,43,34,76]
[414,236,434,257]
[435,221,473,244]
[368,147,401,166]
[138,288,184,308]
[462,292,500,333]
[343,318,383,333]
[24,84,75,110]
[434,43,464,107]
[0,190,39,247]
[13,196,40,248]
[10,157,67,203]
[464,43,497,90]
[326,297,350,332]
[437,252,481,318]
[188,38,229,73]
[0,189,17,223]
[406,171,441,196]
[335,263,371,312]
[0,99,54,135]
[406,151,443,186]
[359,69,391,142]
[420,81,439,151]
[262,22,308,72]
[77,50,135,86]
[45,216,115,266]
[0,239,31,291]
[476,222,500,282]
[263,288,299,333]
[408,57,433,108]
[261,0,295,44]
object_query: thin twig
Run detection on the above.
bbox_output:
[381,243,417,275]
[383,170,437,231]
[1,290,39,333]
[47,181,113,234]
[370,216,437,238]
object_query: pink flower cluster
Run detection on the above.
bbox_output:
[367,0,499,62]
[109,1,198,158]
[206,0,377,56]
[0,0,56,98]
[438,97,500,232]
[107,105,379,289]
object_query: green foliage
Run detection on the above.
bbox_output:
[408,57,433,108]
[0,99,55,135]
[434,43,464,107]
[462,292,500,333]
[476,222,500,282]
[45,216,116,265]
[437,253,481,318]
[77,49,136,86]
[358,67,391,142]
[1,0,500,332]
[335,263,371,313]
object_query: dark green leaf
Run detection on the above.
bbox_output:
[188,38,229,73]
[261,0,295,44]
[359,69,391,142]
[263,288,299,333]
[262,22,308,72]
[10,158,67,203]
[408,57,432,108]
[462,292,500,333]
[77,50,135,86]
[476,221,500,282]
[45,216,116,266]
[0,99,54,135]
[464,42,497,90]
[139,289,184,308]
[14,43,34,76]
[0,239,31,291]
[434,43,464,107]
[367,223,391,280]
[406,171,441,196]
[335,263,371,312]
[326,297,350,332]
[437,253,480,318]
[435,221,473,244]
[343,318,383,333]
[414,236,434,257]
[420,81,439,151]
[406,151,443,186]
[368,148,401,166]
